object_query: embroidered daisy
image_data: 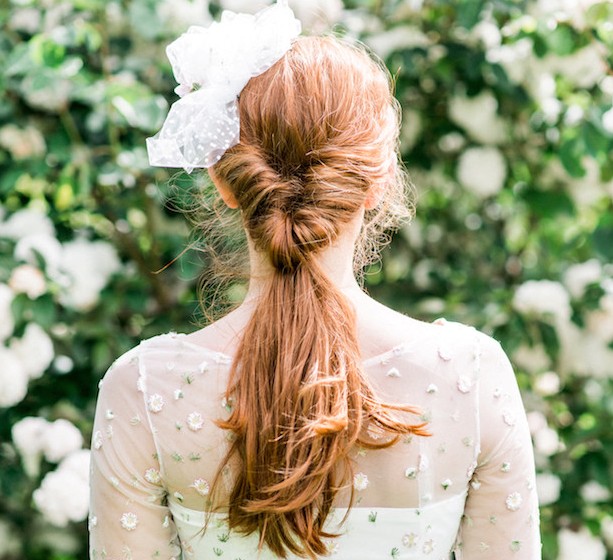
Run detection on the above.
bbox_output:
[105,409,115,420]
[93,431,103,450]
[191,478,210,496]
[386,367,401,378]
[187,412,204,431]
[404,467,417,479]
[502,409,517,426]
[402,532,418,547]
[120,512,138,531]
[441,478,452,490]
[353,472,369,491]
[457,375,472,393]
[505,491,523,511]
[147,393,165,413]
[144,468,161,485]
[426,383,438,394]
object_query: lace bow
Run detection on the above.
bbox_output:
[147,1,301,173]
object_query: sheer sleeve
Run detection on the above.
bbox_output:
[455,334,542,559]
[89,350,181,560]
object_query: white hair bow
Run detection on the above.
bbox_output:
[147,1,301,173]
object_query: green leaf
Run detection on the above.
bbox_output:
[559,137,586,178]
[544,25,576,56]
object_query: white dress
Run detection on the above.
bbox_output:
[89,319,541,559]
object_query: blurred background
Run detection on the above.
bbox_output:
[0,0,612,558]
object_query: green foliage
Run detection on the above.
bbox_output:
[0,1,612,559]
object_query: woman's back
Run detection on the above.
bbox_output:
[89,302,540,559]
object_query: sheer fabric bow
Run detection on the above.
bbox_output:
[147,0,301,173]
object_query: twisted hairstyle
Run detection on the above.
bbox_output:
[209,36,428,558]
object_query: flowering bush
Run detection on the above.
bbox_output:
[0,1,611,559]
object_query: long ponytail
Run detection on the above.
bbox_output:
[208,36,429,558]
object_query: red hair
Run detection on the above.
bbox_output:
[209,35,428,558]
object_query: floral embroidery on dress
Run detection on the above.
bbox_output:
[502,409,517,426]
[120,512,138,531]
[457,375,472,393]
[147,394,165,413]
[353,472,369,491]
[144,468,161,485]
[402,532,418,547]
[505,492,523,511]
[191,478,210,496]
[93,430,103,450]
[187,412,204,431]
[426,383,438,394]
[405,467,417,479]
[386,367,401,377]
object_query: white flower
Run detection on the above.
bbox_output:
[486,38,533,84]
[365,25,430,59]
[564,259,602,298]
[441,478,452,490]
[536,473,561,506]
[191,478,210,496]
[0,124,46,160]
[187,412,204,431]
[558,527,606,560]
[8,264,46,299]
[0,284,15,342]
[585,294,613,343]
[10,323,54,379]
[42,419,84,463]
[12,416,50,477]
[512,280,571,322]
[144,468,162,485]
[448,90,506,145]
[219,0,269,13]
[287,0,342,33]
[148,394,165,413]
[0,346,29,407]
[353,472,369,491]
[580,480,611,503]
[120,512,138,531]
[471,19,501,49]
[533,426,560,457]
[505,491,523,511]
[457,146,507,198]
[534,371,561,396]
[58,239,121,311]
[92,431,103,450]
[0,208,55,240]
[158,0,210,32]
[512,344,551,374]
[8,7,40,33]
[555,45,606,89]
[14,233,63,270]
[33,452,90,527]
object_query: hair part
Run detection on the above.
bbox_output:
[205,35,427,558]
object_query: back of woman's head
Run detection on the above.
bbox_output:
[210,35,427,559]
[213,35,408,272]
